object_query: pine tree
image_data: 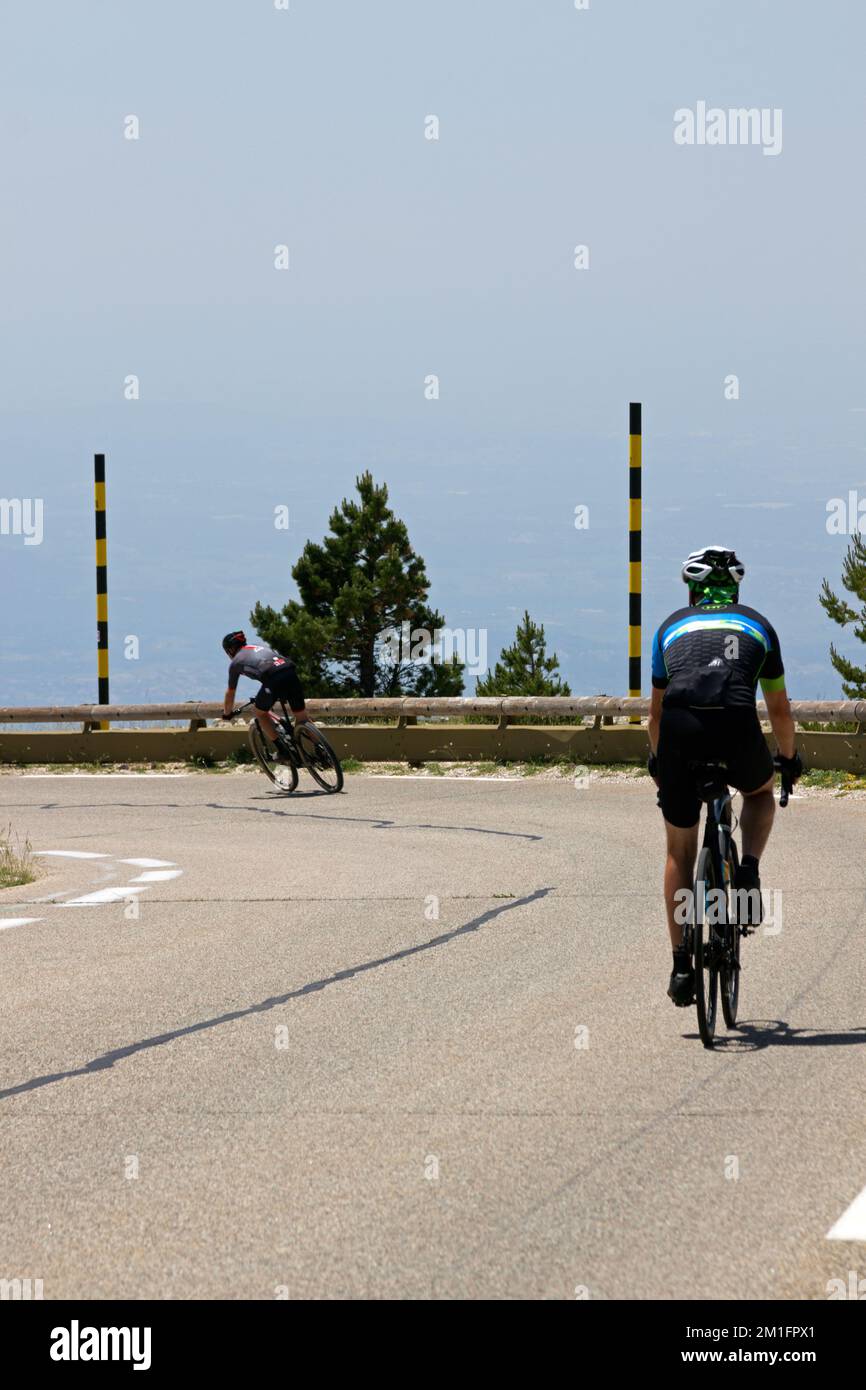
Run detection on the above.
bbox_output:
[819,534,866,697]
[251,472,464,698]
[476,611,571,696]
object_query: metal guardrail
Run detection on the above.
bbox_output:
[0,697,864,725]
[1,699,864,770]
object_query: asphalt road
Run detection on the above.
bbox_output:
[1,771,864,1300]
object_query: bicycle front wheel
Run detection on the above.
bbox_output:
[295,724,344,793]
[248,719,298,793]
[694,845,721,1048]
[721,841,741,1029]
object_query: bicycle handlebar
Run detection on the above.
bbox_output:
[219,700,254,721]
[779,768,793,808]
[773,754,799,808]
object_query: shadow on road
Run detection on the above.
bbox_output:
[0,887,553,1102]
[205,801,544,840]
[687,1019,866,1051]
[257,788,333,799]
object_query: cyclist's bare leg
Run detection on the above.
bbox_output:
[256,705,321,745]
[291,708,321,740]
[663,818,700,948]
[255,710,281,742]
[738,775,775,859]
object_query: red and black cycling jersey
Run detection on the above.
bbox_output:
[651,601,786,710]
[227,644,289,691]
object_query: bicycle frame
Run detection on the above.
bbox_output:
[234,696,295,737]
[679,757,793,1047]
[693,772,733,911]
[705,787,733,882]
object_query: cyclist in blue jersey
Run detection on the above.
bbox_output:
[647,547,802,1007]
[220,630,312,759]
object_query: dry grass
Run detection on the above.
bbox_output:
[0,824,36,888]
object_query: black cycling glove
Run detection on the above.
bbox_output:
[774,750,803,783]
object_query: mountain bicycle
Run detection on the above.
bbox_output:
[229,699,344,794]
[686,756,793,1048]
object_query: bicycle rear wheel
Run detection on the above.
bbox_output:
[295,724,343,793]
[721,841,741,1029]
[694,845,720,1048]
[248,719,298,793]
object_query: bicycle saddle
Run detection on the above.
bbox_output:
[688,760,729,798]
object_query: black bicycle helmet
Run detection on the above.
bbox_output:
[222,630,246,656]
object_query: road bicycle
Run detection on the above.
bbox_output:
[685,756,793,1049]
[230,699,344,794]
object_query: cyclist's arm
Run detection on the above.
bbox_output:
[648,685,663,754]
[223,658,242,718]
[648,626,667,753]
[762,685,796,759]
[758,620,795,759]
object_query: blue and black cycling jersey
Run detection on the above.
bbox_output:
[651,601,786,710]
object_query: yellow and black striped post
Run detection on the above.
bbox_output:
[628,404,641,721]
[94,453,109,728]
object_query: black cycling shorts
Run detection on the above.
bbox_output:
[657,705,773,828]
[254,663,306,714]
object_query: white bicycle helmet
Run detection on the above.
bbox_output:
[681,545,745,589]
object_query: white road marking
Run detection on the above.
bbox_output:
[12,848,183,922]
[828,1186,866,1241]
[29,890,90,903]
[129,869,184,882]
[23,773,197,779]
[34,850,110,859]
[61,886,147,906]
[120,858,177,868]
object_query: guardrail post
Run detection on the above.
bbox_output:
[497,712,511,761]
[398,714,421,767]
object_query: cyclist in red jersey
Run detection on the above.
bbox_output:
[220,630,311,757]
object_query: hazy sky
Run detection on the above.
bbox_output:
[2,0,865,706]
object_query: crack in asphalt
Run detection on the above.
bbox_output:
[0,888,552,1102]
[8,800,543,842]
